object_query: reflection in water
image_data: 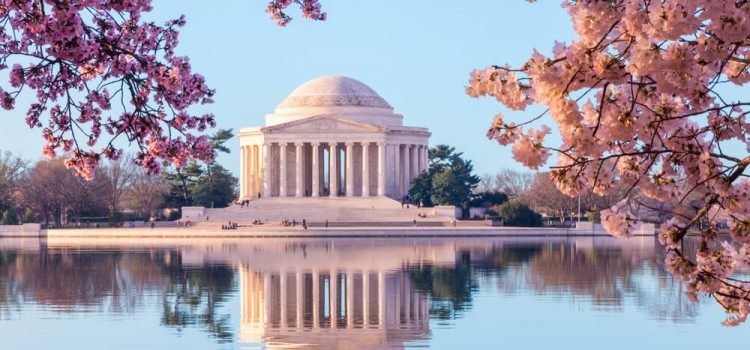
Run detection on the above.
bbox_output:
[0,236,702,349]
[0,244,236,342]
[239,267,429,349]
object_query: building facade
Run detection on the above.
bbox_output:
[238,76,431,199]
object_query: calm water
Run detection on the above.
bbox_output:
[0,236,747,349]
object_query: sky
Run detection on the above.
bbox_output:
[0,1,577,178]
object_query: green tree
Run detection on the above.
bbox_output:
[1,209,18,225]
[495,201,541,227]
[470,191,508,210]
[22,208,35,223]
[162,129,238,209]
[162,162,204,207]
[203,129,234,207]
[409,145,479,215]
[191,164,238,208]
[409,171,434,207]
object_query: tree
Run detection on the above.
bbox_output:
[495,201,541,227]
[408,145,480,213]
[469,191,508,210]
[467,1,750,325]
[0,1,324,179]
[162,162,203,207]
[191,164,237,208]
[0,151,27,212]
[98,156,135,214]
[409,172,435,207]
[195,129,237,208]
[123,167,168,218]
[1,208,18,225]
[525,172,578,223]
[21,158,68,226]
[494,169,534,202]
[22,208,35,223]
[21,157,105,226]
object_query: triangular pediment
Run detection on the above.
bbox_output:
[262,115,386,133]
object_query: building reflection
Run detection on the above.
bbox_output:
[232,241,454,349]
[240,268,429,349]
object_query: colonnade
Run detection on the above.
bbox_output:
[239,266,428,330]
[240,141,429,199]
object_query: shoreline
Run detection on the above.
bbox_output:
[0,225,651,238]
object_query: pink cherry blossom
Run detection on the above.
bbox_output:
[0,0,324,180]
[468,0,750,325]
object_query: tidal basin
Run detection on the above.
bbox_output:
[0,235,747,350]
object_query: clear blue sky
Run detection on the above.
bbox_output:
[0,1,576,177]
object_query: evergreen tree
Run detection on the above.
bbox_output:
[22,208,35,223]
[161,129,238,209]
[408,144,480,213]
[1,208,18,225]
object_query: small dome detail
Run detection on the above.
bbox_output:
[277,76,392,110]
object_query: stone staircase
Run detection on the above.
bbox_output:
[187,197,449,228]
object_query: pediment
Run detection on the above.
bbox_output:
[262,116,385,133]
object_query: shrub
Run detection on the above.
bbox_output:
[496,201,541,227]
[1,209,18,225]
[22,208,35,223]
[587,211,601,224]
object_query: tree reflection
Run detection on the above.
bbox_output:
[160,264,235,343]
[0,248,235,343]
[409,252,477,320]
[408,239,698,323]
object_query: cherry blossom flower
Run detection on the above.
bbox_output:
[468,0,750,325]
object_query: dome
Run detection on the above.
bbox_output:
[276,76,392,110]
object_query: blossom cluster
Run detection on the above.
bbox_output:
[0,0,220,179]
[467,0,750,325]
[266,0,326,27]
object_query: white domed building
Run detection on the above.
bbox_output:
[238,76,431,199]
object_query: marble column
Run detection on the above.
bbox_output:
[416,145,422,174]
[263,143,271,197]
[240,146,246,198]
[249,146,256,198]
[253,145,260,197]
[422,144,429,174]
[311,142,320,197]
[345,142,354,197]
[329,143,338,197]
[253,145,258,198]
[377,142,386,196]
[394,144,401,197]
[362,142,370,197]
[411,144,418,182]
[295,142,304,197]
[279,143,288,197]
[402,145,410,197]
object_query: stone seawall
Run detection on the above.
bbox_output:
[0,223,42,237]
[43,226,657,238]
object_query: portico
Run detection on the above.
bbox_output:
[239,76,431,199]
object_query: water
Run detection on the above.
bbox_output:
[0,236,747,349]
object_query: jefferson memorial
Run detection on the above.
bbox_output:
[238,76,431,199]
